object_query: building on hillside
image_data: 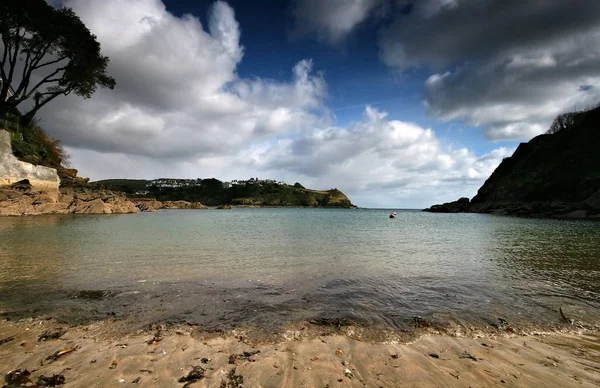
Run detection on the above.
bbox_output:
[146,178,203,188]
[231,178,279,186]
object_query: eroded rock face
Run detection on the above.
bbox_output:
[0,187,138,216]
[134,199,163,212]
[161,200,207,209]
[0,129,61,191]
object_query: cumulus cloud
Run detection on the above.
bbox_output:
[291,0,386,43]
[379,0,600,140]
[30,0,513,207]
[41,0,326,159]
[239,106,512,207]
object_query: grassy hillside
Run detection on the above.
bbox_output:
[425,105,600,218]
[93,179,355,208]
[471,106,600,209]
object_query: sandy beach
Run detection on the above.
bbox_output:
[1,319,599,387]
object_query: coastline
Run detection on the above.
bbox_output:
[1,319,598,387]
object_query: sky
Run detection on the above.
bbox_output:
[34,0,600,208]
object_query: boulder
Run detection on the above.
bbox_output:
[135,199,163,212]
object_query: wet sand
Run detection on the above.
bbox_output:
[1,320,599,387]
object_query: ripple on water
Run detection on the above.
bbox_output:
[0,209,599,333]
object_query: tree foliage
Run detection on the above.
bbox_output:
[10,119,69,168]
[0,0,115,123]
[546,102,600,135]
[546,112,576,134]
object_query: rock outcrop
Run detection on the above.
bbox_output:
[134,198,163,212]
[132,199,208,211]
[424,106,600,219]
[0,129,60,191]
[161,200,208,209]
[424,198,471,213]
[0,185,138,216]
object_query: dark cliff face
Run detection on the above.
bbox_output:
[425,106,600,219]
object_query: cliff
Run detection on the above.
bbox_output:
[424,106,600,219]
[1,128,138,216]
[94,179,355,208]
[0,129,60,191]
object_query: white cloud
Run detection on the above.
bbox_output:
[31,0,513,208]
[379,0,600,140]
[41,0,325,159]
[237,106,512,208]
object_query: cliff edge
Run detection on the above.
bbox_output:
[1,128,138,216]
[424,106,600,219]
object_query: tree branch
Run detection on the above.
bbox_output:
[10,66,66,106]
[29,38,58,69]
[23,89,68,121]
[34,55,68,70]
[1,35,9,74]
[19,50,32,90]
[27,66,66,94]
[16,38,60,98]
[6,26,23,89]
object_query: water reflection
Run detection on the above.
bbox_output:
[0,210,598,329]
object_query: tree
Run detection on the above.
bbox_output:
[0,0,115,124]
[546,112,576,134]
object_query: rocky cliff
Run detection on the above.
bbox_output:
[424,106,600,219]
[1,126,141,216]
[0,129,60,191]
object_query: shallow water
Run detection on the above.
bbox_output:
[1,209,599,331]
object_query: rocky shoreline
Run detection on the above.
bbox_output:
[423,197,600,220]
[0,187,362,216]
[0,186,137,216]
[0,184,213,216]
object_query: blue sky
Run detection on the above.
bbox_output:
[36,0,600,207]
[164,0,498,154]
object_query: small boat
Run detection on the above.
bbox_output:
[389,212,397,219]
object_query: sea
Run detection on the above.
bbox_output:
[1,209,599,333]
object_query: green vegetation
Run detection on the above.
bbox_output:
[10,120,68,169]
[546,102,600,135]
[93,179,355,208]
[0,0,115,123]
[92,179,149,193]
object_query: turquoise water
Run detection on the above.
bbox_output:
[1,209,599,330]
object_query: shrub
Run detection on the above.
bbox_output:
[546,101,600,135]
[10,120,69,168]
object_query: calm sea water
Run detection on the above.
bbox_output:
[1,209,599,331]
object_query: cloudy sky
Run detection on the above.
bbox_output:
[36,0,600,208]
